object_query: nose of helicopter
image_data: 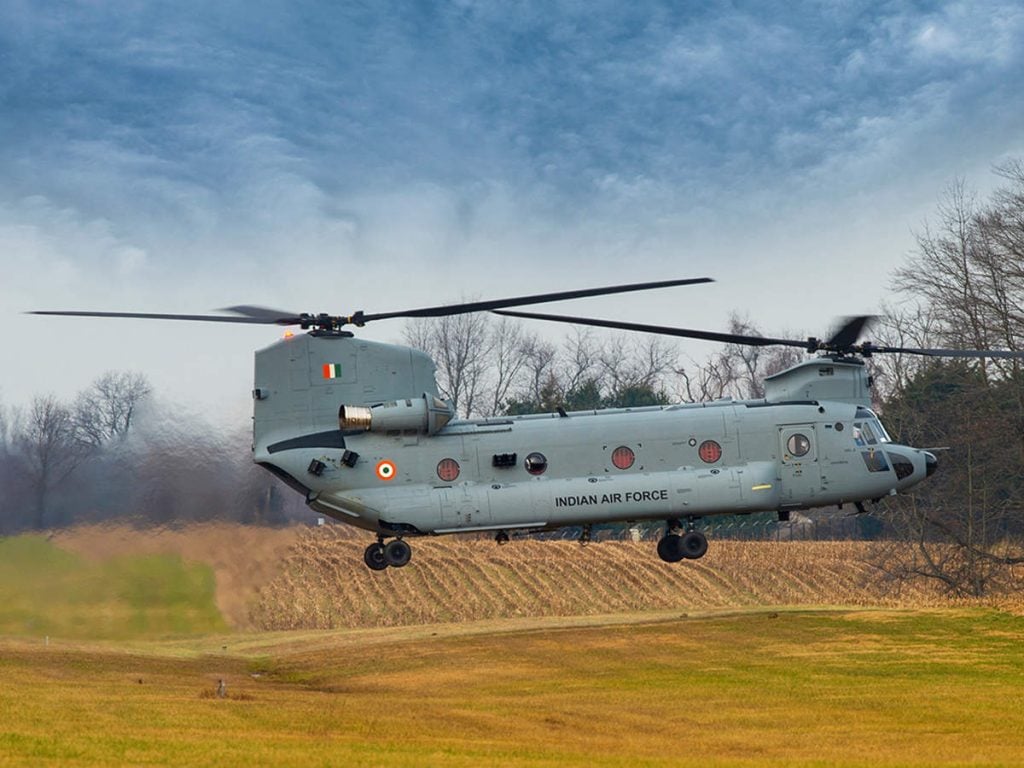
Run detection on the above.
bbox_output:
[925,451,938,477]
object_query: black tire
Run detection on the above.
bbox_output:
[384,538,413,568]
[681,530,709,560]
[657,534,685,563]
[363,542,388,571]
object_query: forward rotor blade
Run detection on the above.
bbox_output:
[828,316,876,347]
[494,309,807,348]
[865,344,1024,359]
[28,310,280,324]
[357,277,714,324]
[497,309,1024,360]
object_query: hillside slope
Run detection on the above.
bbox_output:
[250,528,1024,630]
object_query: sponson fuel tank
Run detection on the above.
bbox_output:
[310,461,780,533]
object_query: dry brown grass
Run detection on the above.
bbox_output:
[250,528,1024,630]
[47,524,1024,632]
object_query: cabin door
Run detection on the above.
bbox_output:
[778,424,822,506]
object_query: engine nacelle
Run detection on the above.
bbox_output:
[339,393,454,436]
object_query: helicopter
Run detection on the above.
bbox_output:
[31,277,1024,571]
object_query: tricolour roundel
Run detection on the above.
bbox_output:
[611,445,635,470]
[436,458,460,482]
[698,440,722,463]
[375,460,397,481]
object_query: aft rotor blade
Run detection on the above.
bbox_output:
[357,277,714,324]
[27,310,286,324]
[31,278,713,331]
[494,309,807,348]
[220,306,305,324]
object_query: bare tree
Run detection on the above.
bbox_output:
[518,337,559,409]
[880,164,1024,594]
[483,317,535,417]
[16,394,92,529]
[678,314,804,401]
[73,371,152,447]
[406,313,553,418]
[674,356,733,402]
[560,329,599,396]
[893,179,1024,371]
[404,312,494,417]
[598,334,676,404]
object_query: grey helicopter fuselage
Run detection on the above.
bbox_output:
[252,331,936,540]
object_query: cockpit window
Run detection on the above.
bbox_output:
[855,407,891,443]
[862,450,890,473]
[854,422,878,446]
[874,419,892,442]
[856,423,880,448]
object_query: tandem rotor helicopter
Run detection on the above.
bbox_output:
[32,277,1024,571]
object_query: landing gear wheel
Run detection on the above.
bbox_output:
[495,531,510,546]
[657,534,685,563]
[680,530,708,560]
[363,542,388,571]
[384,539,412,568]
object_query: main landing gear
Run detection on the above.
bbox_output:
[657,518,708,563]
[363,536,413,571]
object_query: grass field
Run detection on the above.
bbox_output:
[3,526,1024,766]
[1,608,1023,766]
[0,535,226,639]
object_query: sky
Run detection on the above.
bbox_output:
[2,0,1023,424]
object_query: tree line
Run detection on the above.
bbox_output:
[2,162,1022,598]
[0,372,297,534]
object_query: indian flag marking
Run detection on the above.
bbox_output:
[322,363,342,379]
[376,459,397,481]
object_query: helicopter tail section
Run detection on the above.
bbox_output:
[252,332,441,456]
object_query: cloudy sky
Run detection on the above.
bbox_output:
[2,1,1023,422]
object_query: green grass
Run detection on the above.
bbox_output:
[1,608,1023,766]
[0,535,227,639]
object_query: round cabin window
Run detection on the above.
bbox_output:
[698,440,722,463]
[524,452,548,475]
[787,434,811,457]
[436,458,460,482]
[611,445,635,470]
